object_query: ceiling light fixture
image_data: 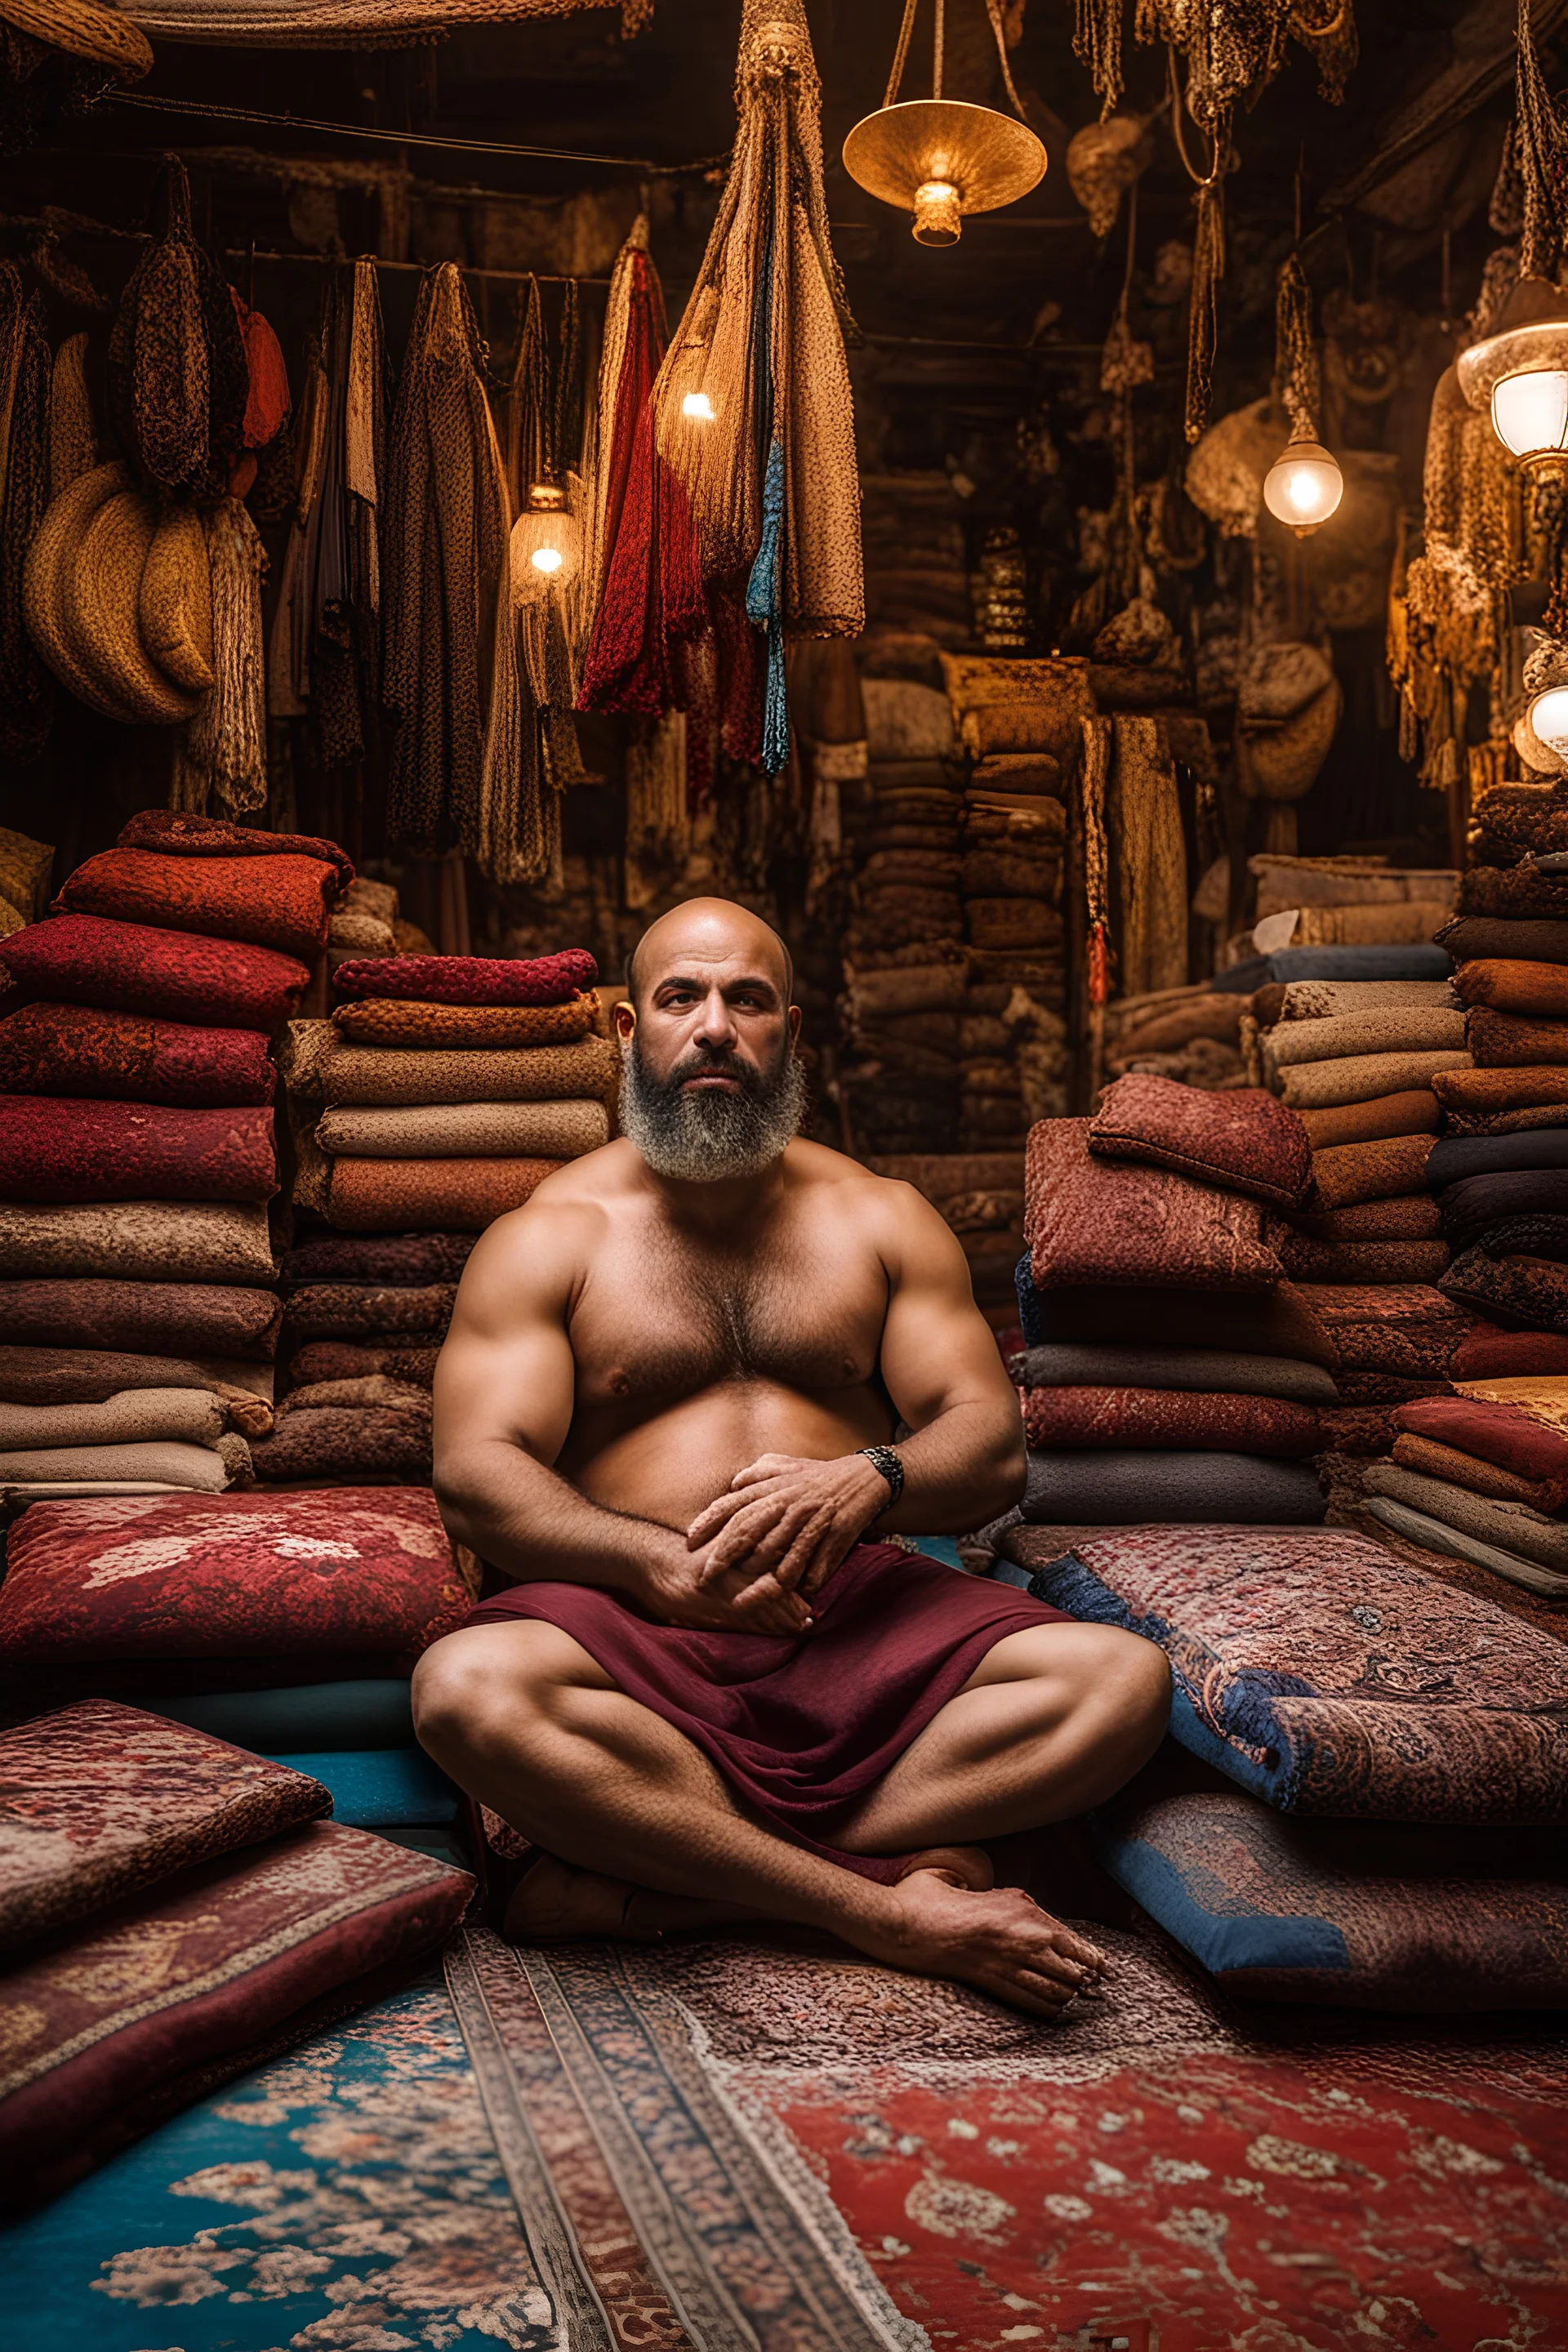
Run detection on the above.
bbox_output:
[843,0,1046,248]
[1459,276,1568,476]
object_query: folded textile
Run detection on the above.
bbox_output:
[1360,1459,1568,1583]
[1441,1247,1568,1332]
[1359,1494,1568,1600]
[0,1437,249,1493]
[0,1003,274,1108]
[1009,1519,1568,1819]
[1437,1169,1568,1241]
[1295,1091,1441,1151]
[319,1037,618,1108]
[1309,1134,1432,1210]
[0,1350,272,1440]
[0,1699,330,1957]
[1396,1390,1568,1483]
[1450,1325,1568,1381]
[275,1377,431,1418]
[1428,1130,1568,1187]
[250,1408,434,1483]
[1274,1048,1470,1111]
[1300,1281,1477,1382]
[0,1099,275,1205]
[1454,957,1568,1020]
[280,1232,473,1288]
[1437,916,1568,968]
[1024,1120,1281,1291]
[1087,1074,1309,1209]
[325,1156,561,1232]
[0,1820,471,2212]
[1020,1449,1325,1523]
[287,1341,440,1388]
[281,1282,457,1342]
[0,1280,280,1361]
[1466,784,1568,864]
[0,915,308,1032]
[117,809,354,893]
[1264,979,1459,1023]
[1392,1429,1568,1511]
[0,1389,229,1453]
[1272,1232,1450,1285]
[1464,1005,1568,1067]
[1021,1387,1320,1454]
[1288,1194,1442,1241]
[332,992,604,1048]
[1012,1343,1339,1402]
[0,1200,276,1287]
[315,1098,608,1161]
[1317,1403,1399,1454]
[1471,1217,1568,1264]
[332,950,597,1007]
[1433,1065,1568,1117]
[1459,862,1568,921]
[1333,1372,1453,1406]
[55,849,337,962]
[1264,1007,1468,1067]
[1015,1271,1338,1365]
[1441,1104,1568,1137]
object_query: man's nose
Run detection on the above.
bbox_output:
[693,987,737,1046]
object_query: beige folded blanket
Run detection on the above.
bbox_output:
[276,1374,432,1416]
[0,1433,251,1490]
[0,1387,227,1451]
[0,1200,277,1287]
[1275,1048,1472,1110]
[1265,1008,1468,1071]
[321,1038,618,1109]
[1273,979,1459,1022]
[315,1098,610,1160]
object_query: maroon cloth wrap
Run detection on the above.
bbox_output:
[466,1541,1069,1881]
[331,949,598,1008]
[0,1001,274,1107]
[0,914,309,1032]
[0,1098,276,1203]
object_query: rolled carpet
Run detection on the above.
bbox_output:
[1437,916,1568,967]
[0,1436,250,1492]
[1263,1007,1467,1067]
[319,1037,618,1108]
[332,994,603,1048]
[1287,1194,1442,1242]
[1295,1092,1440,1150]
[1433,1066,1568,1117]
[1310,1134,1433,1210]
[1464,1006,1568,1067]
[287,1341,440,1388]
[1391,1430,1568,1512]
[325,1157,562,1232]
[281,1283,458,1342]
[315,1099,608,1160]
[0,914,308,1031]
[1274,1048,1470,1111]
[1454,958,1568,1020]
[0,1348,273,1429]
[1361,1459,1568,1582]
[0,1003,274,1107]
[1361,1494,1568,1601]
[0,1280,280,1360]
[0,1200,276,1286]
[1441,1248,1568,1332]
[1020,1448,1325,1524]
[250,1407,433,1483]
[1015,1274,1337,1368]
[1395,1391,1568,1484]
[332,950,597,1007]
[1012,1343,1339,1403]
[1272,1233,1450,1285]
[55,849,337,961]
[280,1232,473,1287]
[0,1099,275,1204]
[1020,1387,1320,1454]
[0,1388,228,1451]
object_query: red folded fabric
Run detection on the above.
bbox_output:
[1449,1325,1568,1381]
[1395,1394,1568,1484]
[0,915,308,1031]
[1020,1385,1320,1454]
[331,950,598,1007]
[0,1099,276,1203]
[56,849,336,961]
[118,809,354,895]
[326,1155,561,1232]
[0,1003,274,1108]
[1024,1120,1281,1291]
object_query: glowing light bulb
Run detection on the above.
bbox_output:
[1530,684,1568,762]
[682,390,715,420]
[1493,368,1568,465]
[912,179,962,247]
[1262,434,1343,536]
[530,542,564,575]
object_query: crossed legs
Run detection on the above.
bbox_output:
[413,1616,1169,2017]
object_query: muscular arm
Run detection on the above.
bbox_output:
[432,1201,809,1634]
[690,1181,1026,1591]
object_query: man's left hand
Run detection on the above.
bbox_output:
[687,1450,889,1601]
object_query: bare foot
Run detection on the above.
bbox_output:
[501,1854,756,1944]
[861,1869,1111,2020]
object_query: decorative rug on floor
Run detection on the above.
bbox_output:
[1,1973,552,2352]
[446,1920,1568,2352]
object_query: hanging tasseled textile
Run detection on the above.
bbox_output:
[576,216,644,686]
[172,498,268,817]
[108,157,249,503]
[0,263,51,762]
[383,261,509,857]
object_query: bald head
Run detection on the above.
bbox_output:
[625,898,793,1014]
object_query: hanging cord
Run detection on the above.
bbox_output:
[884,0,1029,121]
[1073,0,1124,120]
[1167,43,1226,443]
[1166,42,1223,191]
[883,0,920,105]
[933,0,945,98]
[983,0,1030,120]
[1276,251,1321,438]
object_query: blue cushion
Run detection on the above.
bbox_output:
[155,1679,415,1752]
[275,1747,458,1829]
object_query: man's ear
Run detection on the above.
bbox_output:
[614,999,636,1044]
[787,1003,803,1044]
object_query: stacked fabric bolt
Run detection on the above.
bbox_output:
[995,1075,1334,1548]
[270,947,608,1481]
[1246,853,1459,959]
[1102,982,1250,1093]
[0,813,347,1501]
[866,1152,1025,1331]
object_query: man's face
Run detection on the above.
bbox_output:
[616,942,805,1183]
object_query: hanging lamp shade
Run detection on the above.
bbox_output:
[1263,432,1343,535]
[1458,276,1568,474]
[843,0,1046,247]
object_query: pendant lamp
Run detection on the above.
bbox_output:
[1263,433,1343,534]
[511,479,581,604]
[1261,254,1343,537]
[843,0,1046,247]
[1459,276,1568,475]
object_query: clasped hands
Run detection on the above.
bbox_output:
[640,1451,890,1636]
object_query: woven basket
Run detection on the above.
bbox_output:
[1,0,152,74]
[61,486,201,724]
[22,460,137,720]
[139,502,213,691]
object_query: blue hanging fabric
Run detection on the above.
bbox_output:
[746,437,789,773]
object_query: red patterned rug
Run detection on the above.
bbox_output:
[446,1922,1568,2352]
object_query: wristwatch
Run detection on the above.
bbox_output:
[858,1443,905,1512]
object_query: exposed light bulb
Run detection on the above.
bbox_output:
[1262,434,1343,536]
[682,390,715,420]
[1530,683,1568,762]
[912,178,962,247]
[1493,368,1568,466]
[530,543,564,575]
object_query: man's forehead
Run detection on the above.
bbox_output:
[647,944,784,991]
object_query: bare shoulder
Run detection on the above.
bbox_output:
[454,1140,646,1318]
[783,1138,958,1263]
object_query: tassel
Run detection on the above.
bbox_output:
[173,498,268,817]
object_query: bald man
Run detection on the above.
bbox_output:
[416,898,1169,2017]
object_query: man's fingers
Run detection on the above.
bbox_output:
[1049,1925,1110,1976]
[687,1487,760,1549]
[704,1499,810,1579]
[728,1454,797,1491]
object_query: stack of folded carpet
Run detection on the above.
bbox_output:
[866,1152,1026,1329]
[1103,982,1249,1093]
[1247,853,1459,956]
[0,813,348,1502]
[1000,1074,1334,1542]
[271,947,611,1481]
[0,1694,472,2210]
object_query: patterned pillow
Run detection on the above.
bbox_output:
[1005,1521,1568,1822]
[1095,1784,1568,2010]
[0,1820,472,2210]
[1089,1074,1312,1208]
[0,1700,331,1957]
[0,1488,474,1669]
[1024,1120,1283,1290]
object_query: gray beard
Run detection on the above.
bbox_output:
[618,1036,807,1183]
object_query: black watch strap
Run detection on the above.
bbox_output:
[858,1443,905,1511]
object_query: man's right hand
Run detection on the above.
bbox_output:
[628,1542,813,1637]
